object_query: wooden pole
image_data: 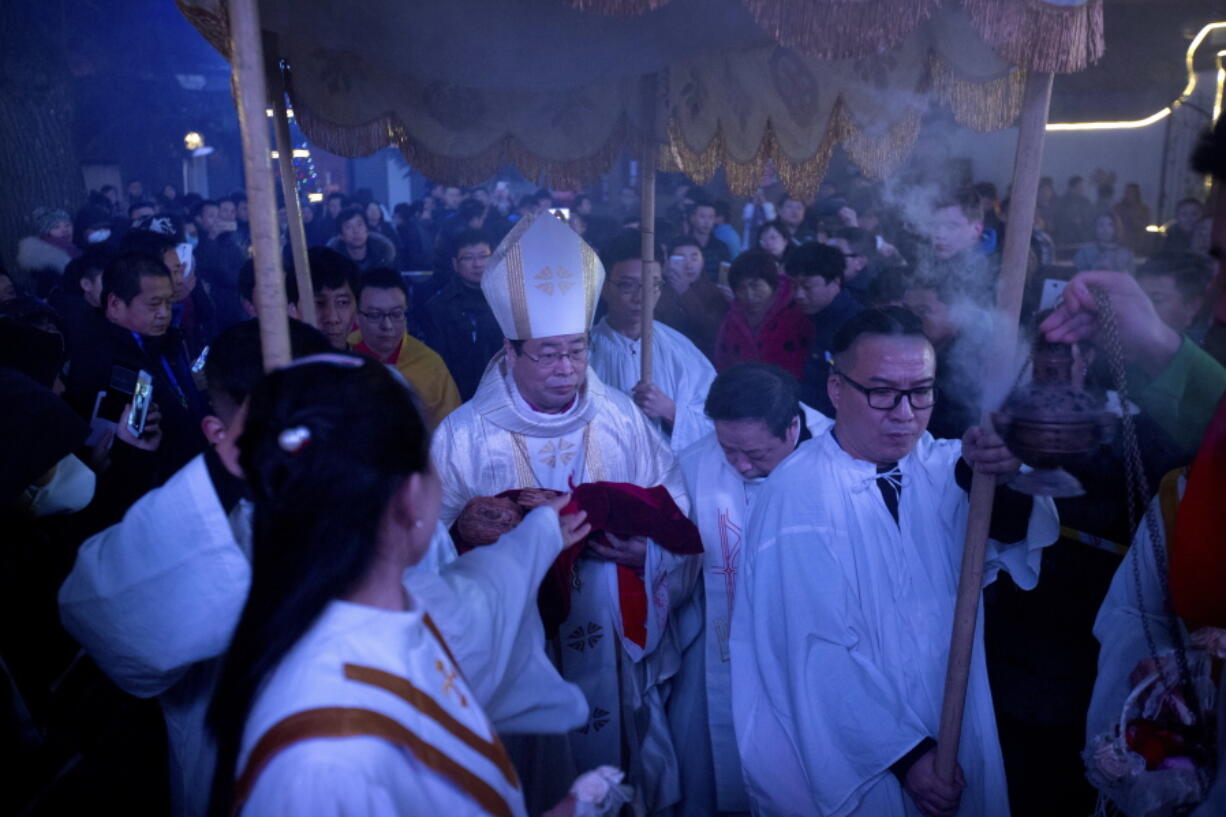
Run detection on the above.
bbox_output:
[642,72,662,382]
[935,71,1055,783]
[229,0,290,371]
[271,64,316,327]
[639,72,659,384]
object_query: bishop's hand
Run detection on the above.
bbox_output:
[904,748,965,817]
[588,532,648,569]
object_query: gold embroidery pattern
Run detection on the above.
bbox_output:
[505,239,532,339]
[434,659,468,707]
[533,265,578,295]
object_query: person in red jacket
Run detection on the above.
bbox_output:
[714,249,813,379]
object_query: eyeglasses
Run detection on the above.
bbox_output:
[611,278,663,296]
[519,346,589,367]
[357,308,406,325]
[833,369,937,411]
[456,252,491,264]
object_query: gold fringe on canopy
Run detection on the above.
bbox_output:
[663,97,920,199]
[963,0,1104,74]
[742,0,944,62]
[836,104,924,180]
[929,53,1026,132]
[291,88,648,191]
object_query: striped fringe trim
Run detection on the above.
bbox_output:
[962,0,1104,74]
[930,53,1027,132]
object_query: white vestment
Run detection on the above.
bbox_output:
[589,318,716,452]
[56,454,526,817]
[672,405,832,815]
[431,357,699,815]
[731,432,1059,817]
[238,506,577,817]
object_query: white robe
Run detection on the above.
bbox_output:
[731,432,1059,817]
[431,357,699,815]
[673,405,832,815]
[56,454,478,817]
[589,318,716,452]
[238,506,576,817]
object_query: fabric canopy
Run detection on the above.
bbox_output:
[179,0,1103,195]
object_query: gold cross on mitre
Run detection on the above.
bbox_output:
[481,210,605,341]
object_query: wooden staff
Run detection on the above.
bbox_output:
[935,71,1055,783]
[639,72,659,383]
[270,62,316,327]
[229,0,290,370]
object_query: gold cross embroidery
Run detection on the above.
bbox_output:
[435,659,468,708]
[532,266,577,295]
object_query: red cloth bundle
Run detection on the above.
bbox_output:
[1170,395,1226,629]
[452,481,699,644]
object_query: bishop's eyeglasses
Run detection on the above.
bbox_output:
[519,346,590,368]
[832,369,938,411]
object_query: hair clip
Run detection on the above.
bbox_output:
[278,426,312,454]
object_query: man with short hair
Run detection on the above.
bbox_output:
[308,247,361,350]
[671,363,831,816]
[421,229,503,400]
[190,199,247,329]
[917,188,998,309]
[688,201,732,281]
[1136,251,1213,338]
[431,211,697,815]
[1161,197,1205,254]
[788,241,863,416]
[832,226,881,303]
[66,251,205,492]
[777,193,811,243]
[655,234,729,361]
[589,232,716,451]
[731,307,1058,817]
[328,205,398,271]
[235,259,301,320]
[349,266,460,427]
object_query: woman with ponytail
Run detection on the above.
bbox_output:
[207,355,592,816]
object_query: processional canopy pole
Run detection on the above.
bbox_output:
[935,70,1055,784]
[229,0,290,370]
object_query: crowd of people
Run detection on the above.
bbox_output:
[3,163,1225,817]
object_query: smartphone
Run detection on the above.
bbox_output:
[668,254,685,273]
[128,370,153,438]
[718,261,732,288]
[1039,278,1068,311]
[176,242,194,279]
[549,207,571,222]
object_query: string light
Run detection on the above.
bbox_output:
[1046,21,1226,132]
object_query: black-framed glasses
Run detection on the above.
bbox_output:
[833,369,937,411]
[520,346,589,367]
[357,308,406,324]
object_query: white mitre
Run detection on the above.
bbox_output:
[482,210,605,340]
